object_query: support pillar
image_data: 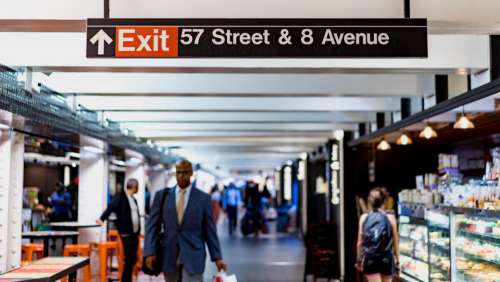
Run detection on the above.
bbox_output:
[78,136,108,243]
[149,168,167,200]
[0,126,24,272]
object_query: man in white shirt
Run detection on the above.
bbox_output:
[98,178,141,282]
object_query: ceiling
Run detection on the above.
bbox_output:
[2,0,500,177]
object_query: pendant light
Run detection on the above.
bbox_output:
[377,139,391,151]
[453,106,475,129]
[419,125,438,139]
[396,133,413,145]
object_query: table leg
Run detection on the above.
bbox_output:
[68,271,77,282]
[43,238,50,257]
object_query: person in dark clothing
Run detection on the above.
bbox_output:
[244,182,263,236]
[223,184,241,235]
[356,188,400,282]
[97,178,141,282]
[50,182,72,222]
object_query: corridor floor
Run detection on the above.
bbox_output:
[138,219,306,282]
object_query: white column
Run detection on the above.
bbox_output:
[149,168,167,202]
[6,132,24,271]
[0,126,24,273]
[125,150,146,234]
[78,136,108,243]
[0,128,13,273]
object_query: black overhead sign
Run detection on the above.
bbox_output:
[86,18,428,58]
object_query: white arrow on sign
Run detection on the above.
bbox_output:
[89,29,113,55]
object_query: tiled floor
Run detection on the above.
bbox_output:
[138,216,306,282]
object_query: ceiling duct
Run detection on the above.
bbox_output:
[0,64,178,164]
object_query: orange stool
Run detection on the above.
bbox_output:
[108,230,120,242]
[107,230,124,279]
[133,235,145,278]
[97,241,121,282]
[21,243,44,263]
[61,244,91,282]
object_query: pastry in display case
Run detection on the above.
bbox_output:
[453,208,500,282]
[399,212,429,282]
[427,208,451,282]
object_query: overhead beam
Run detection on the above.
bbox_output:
[122,122,357,131]
[75,96,400,112]
[134,130,345,138]
[0,20,85,32]
[40,73,422,96]
[151,136,327,143]
[104,111,376,123]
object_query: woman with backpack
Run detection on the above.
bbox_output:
[356,187,400,282]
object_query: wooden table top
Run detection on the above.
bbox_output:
[0,257,89,282]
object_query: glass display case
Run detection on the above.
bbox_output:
[427,207,451,282]
[452,208,500,282]
[399,208,430,282]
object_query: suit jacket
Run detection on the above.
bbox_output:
[100,191,141,236]
[144,187,222,275]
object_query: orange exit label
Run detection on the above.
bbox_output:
[115,26,179,57]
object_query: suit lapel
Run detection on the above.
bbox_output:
[168,188,179,228]
[180,188,196,228]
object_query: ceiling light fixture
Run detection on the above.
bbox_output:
[419,125,438,139]
[377,139,391,151]
[396,133,413,146]
[453,107,475,129]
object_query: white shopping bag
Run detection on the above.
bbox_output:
[213,271,238,282]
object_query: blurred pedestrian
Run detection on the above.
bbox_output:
[211,185,222,224]
[224,183,241,235]
[50,182,72,222]
[97,178,141,282]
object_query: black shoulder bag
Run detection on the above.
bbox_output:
[142,188,169,276]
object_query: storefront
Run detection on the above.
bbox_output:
[344,62,500,281]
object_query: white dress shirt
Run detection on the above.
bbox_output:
[176,184,192,219]
[126,193,140,233]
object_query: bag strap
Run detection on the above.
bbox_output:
[157,188,170,232]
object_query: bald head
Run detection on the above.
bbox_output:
[176,160,193,189]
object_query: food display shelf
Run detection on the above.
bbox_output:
[429,242,450,254]
[428,223,450,232]
[401,254,429,282]
[457,249,500,265]
[453,210,500,282]
[401,250,429,265]
[458,229,500,244]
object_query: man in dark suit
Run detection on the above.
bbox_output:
[144,160,227,282]
[97,178,141,282]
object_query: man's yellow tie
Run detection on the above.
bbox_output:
[177,189,186,223]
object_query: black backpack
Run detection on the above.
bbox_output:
[362,211,393,258]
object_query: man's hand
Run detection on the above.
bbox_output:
[215,260,227,272]
[145,256,156,270]
[96,219,103,225]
